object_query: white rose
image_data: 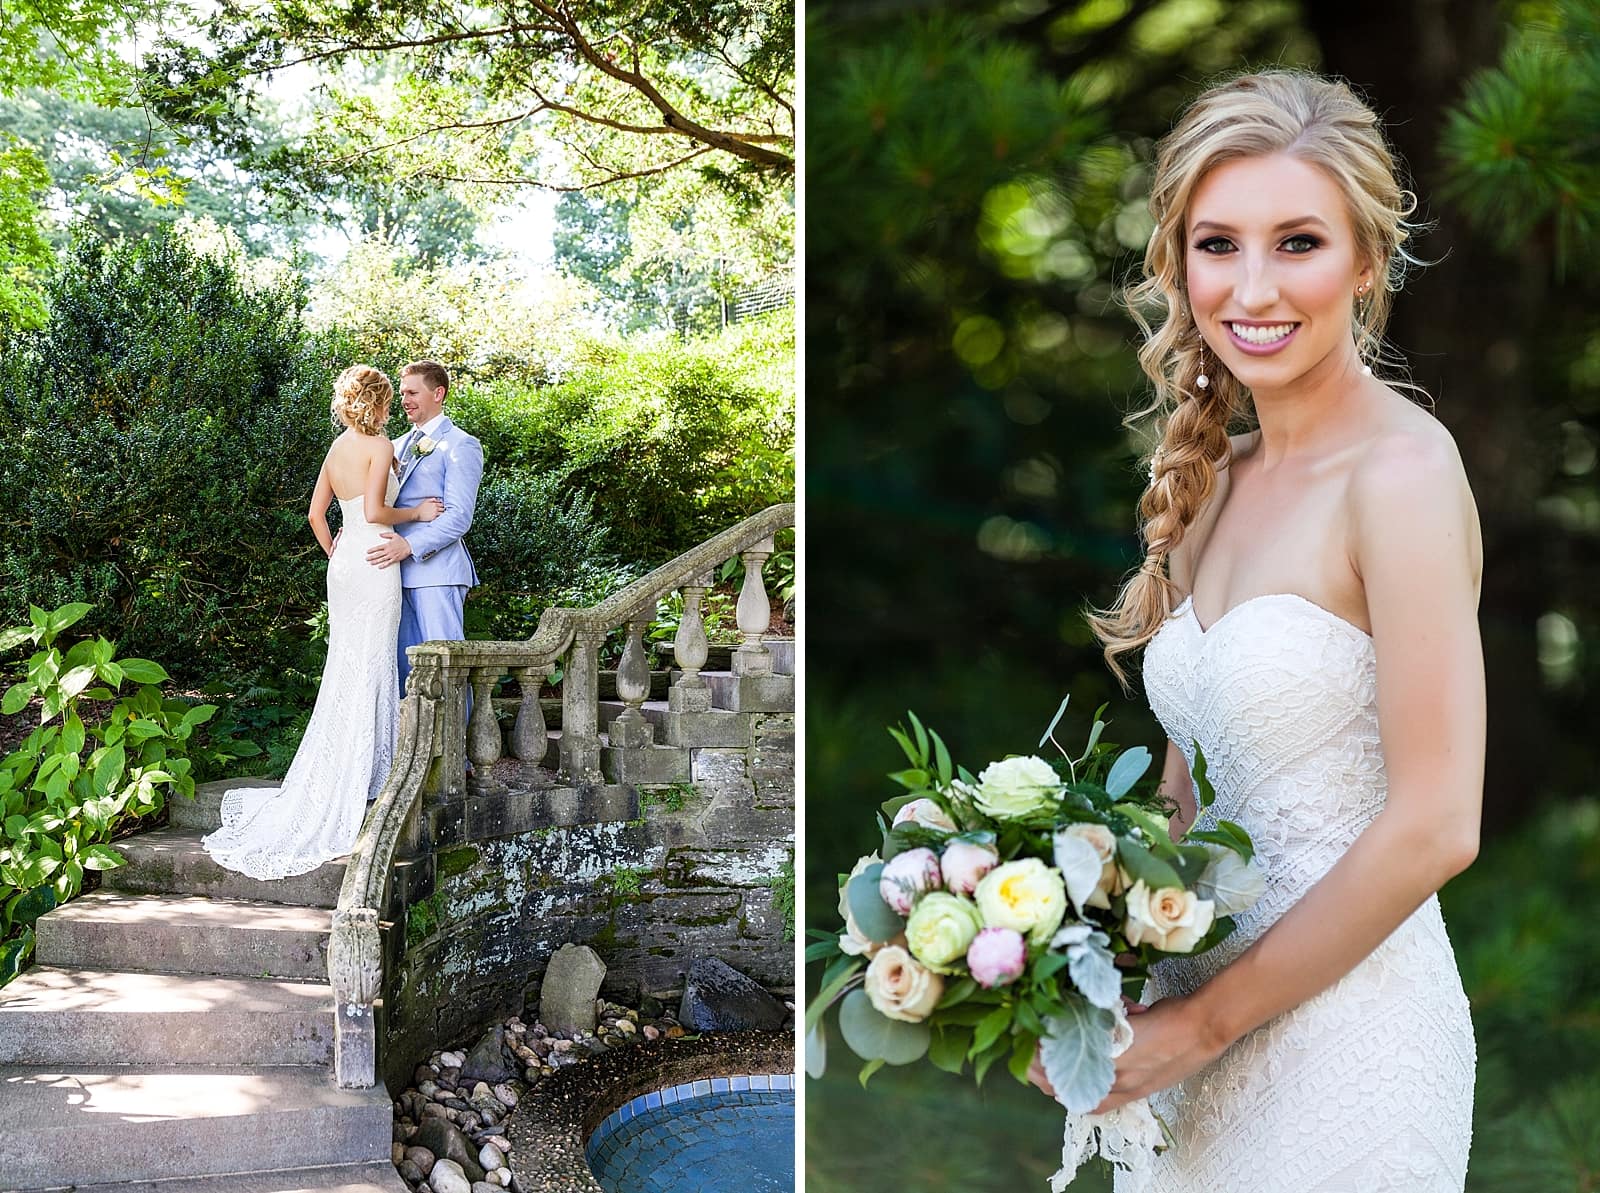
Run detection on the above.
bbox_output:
[415,435,438,456]
[863,944,944,1022]
[1053,822,1123,911]
[892,798,958,833]
[974,857,1068,944]
[1194,845,1266,917]
[973,755,1063,819]
[1123,880,1215,953]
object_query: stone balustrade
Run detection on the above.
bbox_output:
[329,503,795,1088]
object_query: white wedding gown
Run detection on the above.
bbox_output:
[203,478,402,879]
[1119,592,1476,1192]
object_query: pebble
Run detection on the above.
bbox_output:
[491,1083,518,1108]
[439,1051,466,1069]
[405,1146,436,1176]
[479,1142,506,1171]
[615,1019,637,1036]
[471,1183,500,1193]
[524,1065,541,1084]
[430,1159,471,1193]
[665,1025,686,1038]
[392,1143,406,1165]
[398,1160,424,1184]
[550,1038,574,1053]
[421,1103,452,1122]
[495,1167,512,1186]
[419,1080,439,1098]
[643,1025,661,1041]
[487,1135,511,1152]
[484,1173,506,1188]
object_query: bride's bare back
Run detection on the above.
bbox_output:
[307,429,443,558]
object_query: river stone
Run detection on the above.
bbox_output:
[460,1026,517,1085]
[413,1118,488,1183]
[678,957,787,1031]
[539,943,607,1034]
[405,1146,437,1176]
[479,1142,506,1171]
[429,1159,471,1193]
[398,1160,424,1184]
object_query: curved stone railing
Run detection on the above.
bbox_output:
[329,502,795,1087]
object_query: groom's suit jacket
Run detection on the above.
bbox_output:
[392,415,483,589]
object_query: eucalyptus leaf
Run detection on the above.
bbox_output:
[837,988,930,1065]
[1104,746,1153,798]
[1039,997,1116,1113]
[1038,694,1071,749]
[804,1021,827,1079]
[1116,837,1185,892]
[847,866,906,943]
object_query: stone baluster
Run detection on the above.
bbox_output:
[669,575,714,713]
[467,666,505,793]
[610,620,655,749]
[560,628,605,781]
[438,657,472,799]
[732,536,775,677]
[509,664,552,765]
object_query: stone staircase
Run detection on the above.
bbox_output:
[0,781,403,1193]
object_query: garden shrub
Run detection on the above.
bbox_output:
[0,602,234,987]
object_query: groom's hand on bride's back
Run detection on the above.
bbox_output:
[367,533,413,569]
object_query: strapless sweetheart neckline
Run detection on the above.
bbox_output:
[1174,591,1373,645]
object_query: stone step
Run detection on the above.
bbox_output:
[0,1065,393,1188]
[652,636,796,676]
[102,825,345,909]
[705,670,795,713]
[170,778,278,832]
[36,891,331,981]
[0,966,334,1067]
[25,1161,411,1192]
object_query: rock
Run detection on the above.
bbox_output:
[639,994,664,1018]
[488,1136,511,1153]
[479,1143,506,1171]
[419,1080,440,1098]
[393,1121,411,1143]
[491,1083,518,1109]
[539,943,607,1035]
[439,1050,466,1069]
[678,958,788,1032]
[581,1037,610,1056]
[422,1103,453,1122]
[429,1159,471,1193]
[550,1038,574,1053]
[530,1038,552,1058]
[398,1160,424,1185]
[643,1025,661,1041]
[460,1026,518,1085]
[413,1118,488,1183]
[615,1019,637,1036]
[393,1142,407,1165]
[665,1024,686,1039]
[524,1065,541,1084]
[471,1184,500,1193]
[495,1169,512,1187]
[484,1173,506,1188]
[405,1147,437,1176]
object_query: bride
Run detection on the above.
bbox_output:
[1038,72,1482,1190]
[203,365,443,879]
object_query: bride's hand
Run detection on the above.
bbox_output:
[1091,994,1227,1114]
[414,497,445,522]
[1029,997,1151,1102]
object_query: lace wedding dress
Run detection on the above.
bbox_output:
[1120,592,1476,1192]
[203,478,402,879]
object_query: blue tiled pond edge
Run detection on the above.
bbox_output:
[586,1073,797,1155]
[502,1031,794,1193]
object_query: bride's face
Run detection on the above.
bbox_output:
[1183,153,1371,395]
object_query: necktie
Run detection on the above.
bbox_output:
[400,428,421,463]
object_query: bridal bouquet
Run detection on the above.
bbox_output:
[804,699,1265,1188]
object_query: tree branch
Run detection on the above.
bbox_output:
[252,23,563,76]
[414,145,716,191]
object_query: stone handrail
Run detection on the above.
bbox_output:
[329,502,795,1087]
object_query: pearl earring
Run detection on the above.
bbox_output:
[1196,372,1209,389]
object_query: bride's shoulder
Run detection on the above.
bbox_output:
[1345,404,1480,572]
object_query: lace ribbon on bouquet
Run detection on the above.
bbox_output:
[1048,1003,1167,1192]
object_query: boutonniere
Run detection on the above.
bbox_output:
[413,435,438,458]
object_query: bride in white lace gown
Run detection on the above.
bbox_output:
[1052,73,1484,1190]
[204,366,442,880]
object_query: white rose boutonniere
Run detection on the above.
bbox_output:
[413,435,438,458]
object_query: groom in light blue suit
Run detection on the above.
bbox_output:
[366,360,483,692]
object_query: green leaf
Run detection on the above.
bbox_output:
[908,710,930,762]
[804,958,863,1035]
[1190,741,1216,809]
[970,1004,1012,1055]
[837,988,930,1065]
[81,844,125,871]
[61,712,86,756]
[1074,718,1108,768]
[847,866,906,943]
[936,976,979,1008]
[118,659,170,685]
[1038,694,1071,749]
[58,665,97,702]
[886,726,920,767]
[1039,997,1116,1113]
[1104,746,1153,798]
[1116,836,1185,891]
[1008,1029,1040,1085]
[931,730,953,785]
[96,660,125,689]
[1,683,31,715]
[887,768,929,791]
[8,884,56,927]
[805,938,842,963]
[0,626,34,653]
[1114,802,1178,857]
[181,704,218,728]
[127,719,167,741]
[48,603,92,637]
[928,1024,971,1074]
[1031,951,1070,983]
[1173,843,1212,886]
[0,928,33,985]
[93,743,126,795]
[857,1057,886,1087]
[973,1036,1009,1085]
[804,1021,827,1079]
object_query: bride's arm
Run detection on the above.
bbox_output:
[308,463,336,558]
[363,441,443,526]
[1095,430,1485,1110]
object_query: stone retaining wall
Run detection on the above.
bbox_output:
[380,713,794,1094]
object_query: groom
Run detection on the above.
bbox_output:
[366,359,483,692]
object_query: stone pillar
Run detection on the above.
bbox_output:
[610,620,655,749]
[669,575,714,714]
[329,907,381,1088]
[509,665,551,764]
[438,659,471,800]
[560,629,605,782]
[733,536,775,677]
[467,666,505,794]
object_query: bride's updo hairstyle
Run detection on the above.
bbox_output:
[331,365,394,437]
[1089,69,1419,685]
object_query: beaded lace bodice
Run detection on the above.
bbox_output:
[1114,592,1475,1192]
[203,478,402,879]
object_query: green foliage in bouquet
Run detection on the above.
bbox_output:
[806,700,1259,1115]
[0,602,221,987]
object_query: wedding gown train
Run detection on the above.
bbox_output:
[1118,593,1476,1192]
[202,478,402,879]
